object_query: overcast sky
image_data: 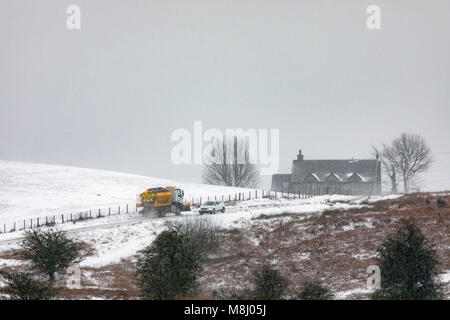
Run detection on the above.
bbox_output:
[1,0,449,191]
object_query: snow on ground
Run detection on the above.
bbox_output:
[0,160,400,270]
[0,193,368,268]
[54,196,367,268]
[334,287,373,300]
[0,160,258,224]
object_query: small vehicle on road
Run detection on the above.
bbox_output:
[199,201,225,215]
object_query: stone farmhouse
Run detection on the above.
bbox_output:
[271,150,382,195]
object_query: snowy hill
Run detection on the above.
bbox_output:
[0,160,255,223]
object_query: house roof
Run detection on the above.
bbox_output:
[291,159,379,183]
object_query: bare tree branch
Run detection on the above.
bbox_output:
[376,133,432,193]
[202,136,260,188]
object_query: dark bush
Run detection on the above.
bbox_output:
[0,271,56,300]
[295,281,333,300]
[372,222,442,300]
[437,198,447,208]
[20,228,85,280]
[135,218,221,300]
[249,264,288,300]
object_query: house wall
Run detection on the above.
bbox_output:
[271,174,292,192]
[290,182,379,195]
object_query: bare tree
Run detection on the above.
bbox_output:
[377,133,432,193]
[202,136,260,188]
[390,133,432,193]
[373,144,398,194]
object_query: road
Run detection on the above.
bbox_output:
[0,199,329,246]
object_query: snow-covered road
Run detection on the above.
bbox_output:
[0,195,367,246]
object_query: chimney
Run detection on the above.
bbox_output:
[297,149,304,161]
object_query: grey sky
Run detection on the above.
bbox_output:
[1,0,449,191]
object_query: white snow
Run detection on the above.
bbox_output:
[0,161,382,268]
[0,160,258,225]
[334,287,372,299]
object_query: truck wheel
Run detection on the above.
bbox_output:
[212,209,216,215]
[175,205,181,216]
[221,207,225,213]
[157,208,166,218]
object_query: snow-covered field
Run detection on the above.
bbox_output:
[0,193,366,267]
[0,160,259,224]
[0,160,371,268]
[5,160,444,300]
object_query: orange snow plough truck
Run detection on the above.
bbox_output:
[136,186,190,217]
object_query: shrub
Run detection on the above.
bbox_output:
[135,218,221,300]
[249,264,288,300]
[295,281,333,300]
[20,228,85,280]
[372,222,443,300]
[0,271,56,300]
[178,217,221,256]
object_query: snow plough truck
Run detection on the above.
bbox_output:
[136,186,189,217]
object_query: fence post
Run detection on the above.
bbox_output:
[13,222,16,232]
[127,204,129,213]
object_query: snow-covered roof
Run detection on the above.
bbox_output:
[291,159,379,183]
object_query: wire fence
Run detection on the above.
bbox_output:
[0,203,132,235]
[0,186,365,234]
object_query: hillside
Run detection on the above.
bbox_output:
[0,161,448,300]
[0,160,256,223]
